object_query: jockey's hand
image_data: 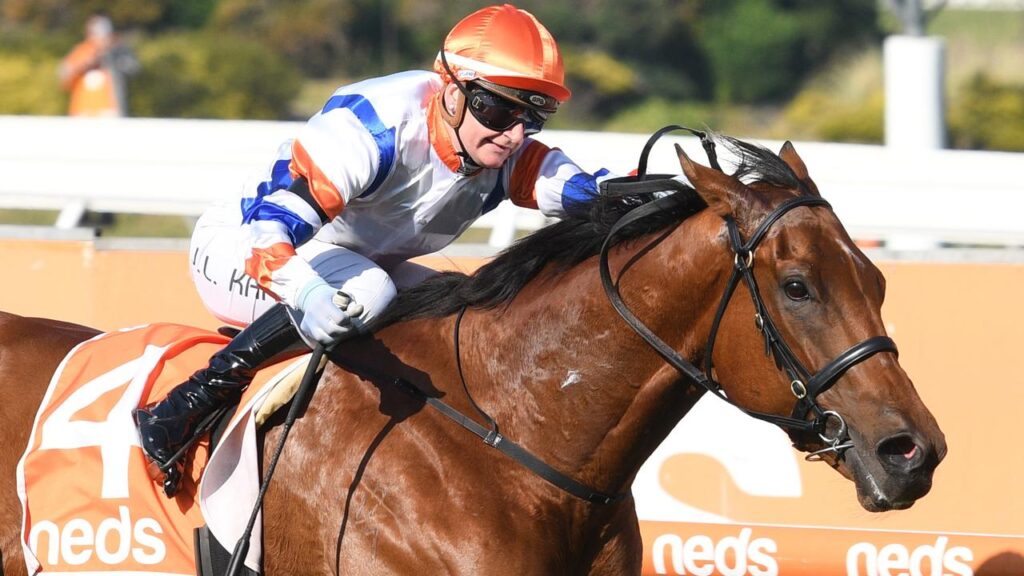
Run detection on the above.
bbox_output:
[296,281,364,347]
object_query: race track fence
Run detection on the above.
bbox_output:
[2,115,1023,250]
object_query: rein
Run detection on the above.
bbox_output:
[398,127,895,505]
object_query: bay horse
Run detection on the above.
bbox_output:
[0,135,945,575]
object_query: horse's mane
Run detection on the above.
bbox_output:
[375,134,799,328]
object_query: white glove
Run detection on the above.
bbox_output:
[295,281,364,347]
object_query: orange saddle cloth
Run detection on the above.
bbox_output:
[17,323,308,575]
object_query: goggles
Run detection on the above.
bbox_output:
[466,84,550,135]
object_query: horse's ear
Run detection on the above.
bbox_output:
[676,144,752,219]
[779,141,821,197]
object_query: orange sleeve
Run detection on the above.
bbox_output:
[243,242,296,299]
[508,140,551,209]
[289,140,346,219]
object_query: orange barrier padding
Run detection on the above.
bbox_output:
[3,240,211,331]
[0,239,488,331]
[640,520,1020,575]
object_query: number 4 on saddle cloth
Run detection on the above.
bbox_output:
[16,323,312,575]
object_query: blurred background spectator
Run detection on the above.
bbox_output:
[58,13,139,117]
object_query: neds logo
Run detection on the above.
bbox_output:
[652,527,778,575]
[29,505,166,566]
[847,537,973,576]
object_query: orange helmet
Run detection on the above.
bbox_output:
[435,4,571,105]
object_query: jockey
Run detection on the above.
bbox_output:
[133,3,615,497]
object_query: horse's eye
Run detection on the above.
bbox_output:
[784,280,810,301]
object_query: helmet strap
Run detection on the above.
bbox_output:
[436,88,481,175]
[438,49,482,174]
[440,88,464,128]
[453,119,482,175]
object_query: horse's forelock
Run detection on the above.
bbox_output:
[719,135,805,195]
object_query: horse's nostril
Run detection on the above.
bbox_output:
[877,434,922,471]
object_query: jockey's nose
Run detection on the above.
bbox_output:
[505,122,526,143]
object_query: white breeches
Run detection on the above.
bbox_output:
[189,211,435,329]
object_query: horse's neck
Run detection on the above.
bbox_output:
[387,217,727,496]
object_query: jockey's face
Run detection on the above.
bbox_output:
[444,83,528,169]
[460,110,527,169]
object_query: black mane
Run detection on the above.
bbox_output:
[374,135,799,328]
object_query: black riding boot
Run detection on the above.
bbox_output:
[133,303,308,497]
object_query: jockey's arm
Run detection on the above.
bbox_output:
[505,139,616,219]
[239,105,381,309]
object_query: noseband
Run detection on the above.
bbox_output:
[599,129,897,461]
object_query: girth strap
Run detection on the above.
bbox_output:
[390,377,623,505]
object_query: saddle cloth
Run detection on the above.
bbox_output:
[16,323,311,575]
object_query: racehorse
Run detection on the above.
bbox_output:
[0,135,945,575]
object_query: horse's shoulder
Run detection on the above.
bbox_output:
[325,318,454,394]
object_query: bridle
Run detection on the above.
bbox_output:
[399,126,897,504]
[598,127,898,461]
[600,192,898,460]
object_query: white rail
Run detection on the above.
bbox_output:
[2,115,1022,249]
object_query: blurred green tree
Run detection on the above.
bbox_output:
[0,52,66,115]
[0,29,69,114]
[3,0,168,31]
[130,32,299,119]
[210,0,357,78]
[701,0,878,103]
[584,0,711,101]
[950,73,1024,152]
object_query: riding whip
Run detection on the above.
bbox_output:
[224,339,325,575]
